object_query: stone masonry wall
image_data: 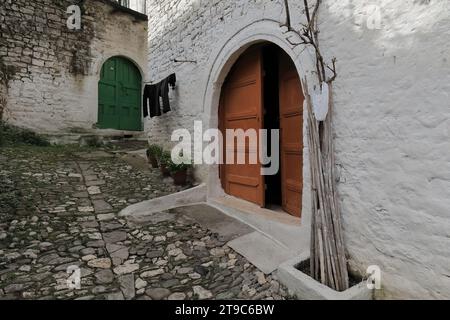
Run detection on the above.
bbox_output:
[0,0,148,135]
[146,0,450,299]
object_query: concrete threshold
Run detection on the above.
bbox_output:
[208,196,310,255]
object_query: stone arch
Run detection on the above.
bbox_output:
[95,54,145,80]
[202,20,313,225]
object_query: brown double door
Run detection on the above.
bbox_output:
[219,45,304,218]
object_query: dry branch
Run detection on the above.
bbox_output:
[293,0,349,291]
[305,82,349,291]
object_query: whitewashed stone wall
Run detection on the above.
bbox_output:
[146,0,450,299]
[1,0,148,136]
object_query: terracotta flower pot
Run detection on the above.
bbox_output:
[160,164,171,177]
[171,169,188,186]
[148,155,159,168]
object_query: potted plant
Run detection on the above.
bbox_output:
[146,144,162,168]
[168,160,192,186]
[158,150,172,177]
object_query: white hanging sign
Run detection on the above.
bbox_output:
[312,82,329,121]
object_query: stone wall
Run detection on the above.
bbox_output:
[145,0,450,299]
[0,0,148,136]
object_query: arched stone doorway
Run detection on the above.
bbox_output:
[219,43,304,218]
[97,56,142,131]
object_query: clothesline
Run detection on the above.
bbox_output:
[143,80,174,85]
[143,73,179,85]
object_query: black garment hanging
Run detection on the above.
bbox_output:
[143,84,160,118]
[143,73,176,118]
[159,73,176,114]
[142,85,151,118]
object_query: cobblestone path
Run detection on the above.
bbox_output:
[0,146,289,300]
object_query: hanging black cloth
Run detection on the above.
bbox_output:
[161,73,176,114]
[142,73,176,118]
[143,84,160,118]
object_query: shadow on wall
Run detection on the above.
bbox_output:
[320,0,450,300]
[145,0,450,299]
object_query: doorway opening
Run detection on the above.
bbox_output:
[262,45,282,210]
[219,42,304,218]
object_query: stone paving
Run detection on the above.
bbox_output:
[0,145,289,300]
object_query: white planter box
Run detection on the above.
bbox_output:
[277,253,374,300]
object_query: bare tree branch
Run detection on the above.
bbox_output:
[297,0,349,292]
[326,58,337,83]
[284,0,292,29]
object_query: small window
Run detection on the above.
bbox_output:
[114,0,146,14]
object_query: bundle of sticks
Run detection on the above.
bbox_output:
[305,83,350,291]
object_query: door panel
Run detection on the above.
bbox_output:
[279,52,304,217]
[98,57,142,131]
[98,58,119,129]
[220,47,265,207]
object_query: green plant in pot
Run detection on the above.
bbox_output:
[158,150,172,177]
[147,144,163,168]
[168,160,192,186]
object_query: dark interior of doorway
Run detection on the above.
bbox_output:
[263,44,282,209]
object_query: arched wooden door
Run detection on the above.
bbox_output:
[219,45,303,217]
[98,57,142,131]
[220,47,265,207]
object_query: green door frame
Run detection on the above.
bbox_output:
[98,56,143,131]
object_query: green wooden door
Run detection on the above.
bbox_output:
[98,57,142,131]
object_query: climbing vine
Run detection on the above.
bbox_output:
[0,58,9,122]
[0,58,12,146]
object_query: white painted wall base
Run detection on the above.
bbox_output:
[118,184,207,217]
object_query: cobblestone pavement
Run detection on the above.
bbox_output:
[0,146,289,300]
